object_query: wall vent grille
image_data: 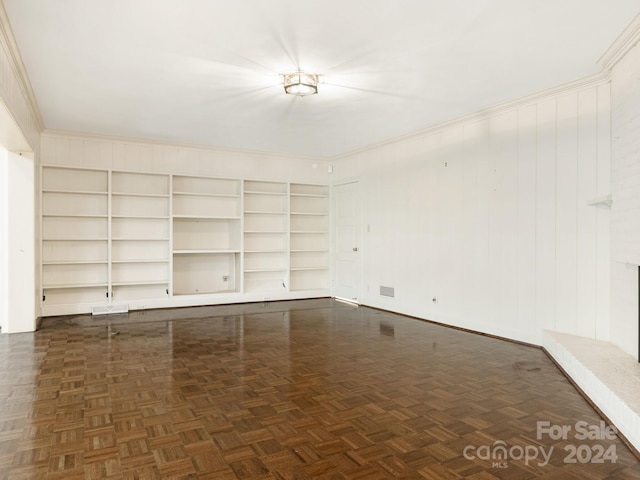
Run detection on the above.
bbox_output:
[92,304,129,315]
[379,286,395,297]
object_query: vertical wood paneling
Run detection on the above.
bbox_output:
[610,41,640,355]
[489,111,519,330]
[555,93,579,334]
[472,119,491,326]
[411,134,435,316]
[83,140,100,168]
[152,145,164,172]
[395,142,410,299]
[98,141,113,169]
[535,99,557,331]
[386,151,405,290]
[487,114,502,329]
[69,138,83,166]
[596,84,611,341]
[177,149,190,174]
[54,137,70,165]
[458,122,482,321]
[139,145,153,172]
[420,133,440,317]
[41,135,55,163]
[611,41,640,267]
[402,138,430,313]
[517,104,537,338]
[112,142,125,170]
[439,127,464,311]
[576,88,598,338]
[195,149,212,176]
[345,82,608,345]
[597,85,612,197]
[163,147,178,173]
[124,143,140,171]
[503,111,520,332]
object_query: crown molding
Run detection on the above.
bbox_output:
[334,71,609,161]
[598,13,640,72]
[0,1,44,133]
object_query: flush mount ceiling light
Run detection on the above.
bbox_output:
[282,71,319,96]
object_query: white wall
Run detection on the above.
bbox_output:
[0,149,6,331]
[334,83,611,346]
[0,148,35,332]
[610,38,640,358]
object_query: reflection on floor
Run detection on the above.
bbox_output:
[0,298,638,479]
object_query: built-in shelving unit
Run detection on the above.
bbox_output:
[42,167,109,307]
[289,184,330,291]
[243,180,289,294]
[110,171,170,302]
[41,167,330,315]
[172,176,241,295]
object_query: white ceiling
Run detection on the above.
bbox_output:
[4,1,640,158]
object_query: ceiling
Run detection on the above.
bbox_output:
[4,1,640,159]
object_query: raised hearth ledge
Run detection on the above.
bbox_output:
[543,330,640,452]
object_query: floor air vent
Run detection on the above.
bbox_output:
[92,304,129,315]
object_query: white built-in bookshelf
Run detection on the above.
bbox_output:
[289,184,330,291]
[111,171,170,304]
[42,168,109,306]
[41,167,330,315]
[243,180,289,294]
[172,175,241,296]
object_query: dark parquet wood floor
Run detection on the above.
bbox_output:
[0,299,638,479]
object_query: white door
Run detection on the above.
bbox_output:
[333,182,361,302]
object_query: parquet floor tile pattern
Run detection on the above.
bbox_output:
[0,299,638,479]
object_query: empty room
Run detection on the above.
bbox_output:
[1,0,640,478]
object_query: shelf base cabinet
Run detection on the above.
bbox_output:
[41,168,331,316]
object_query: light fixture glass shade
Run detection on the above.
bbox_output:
[283,71,318,96]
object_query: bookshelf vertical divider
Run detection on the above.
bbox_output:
[107,170,113,302]
[168,174,174,298]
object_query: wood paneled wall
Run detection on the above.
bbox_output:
[40,133,333,185]
[610,38,640,357]
[335,83,611,346]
